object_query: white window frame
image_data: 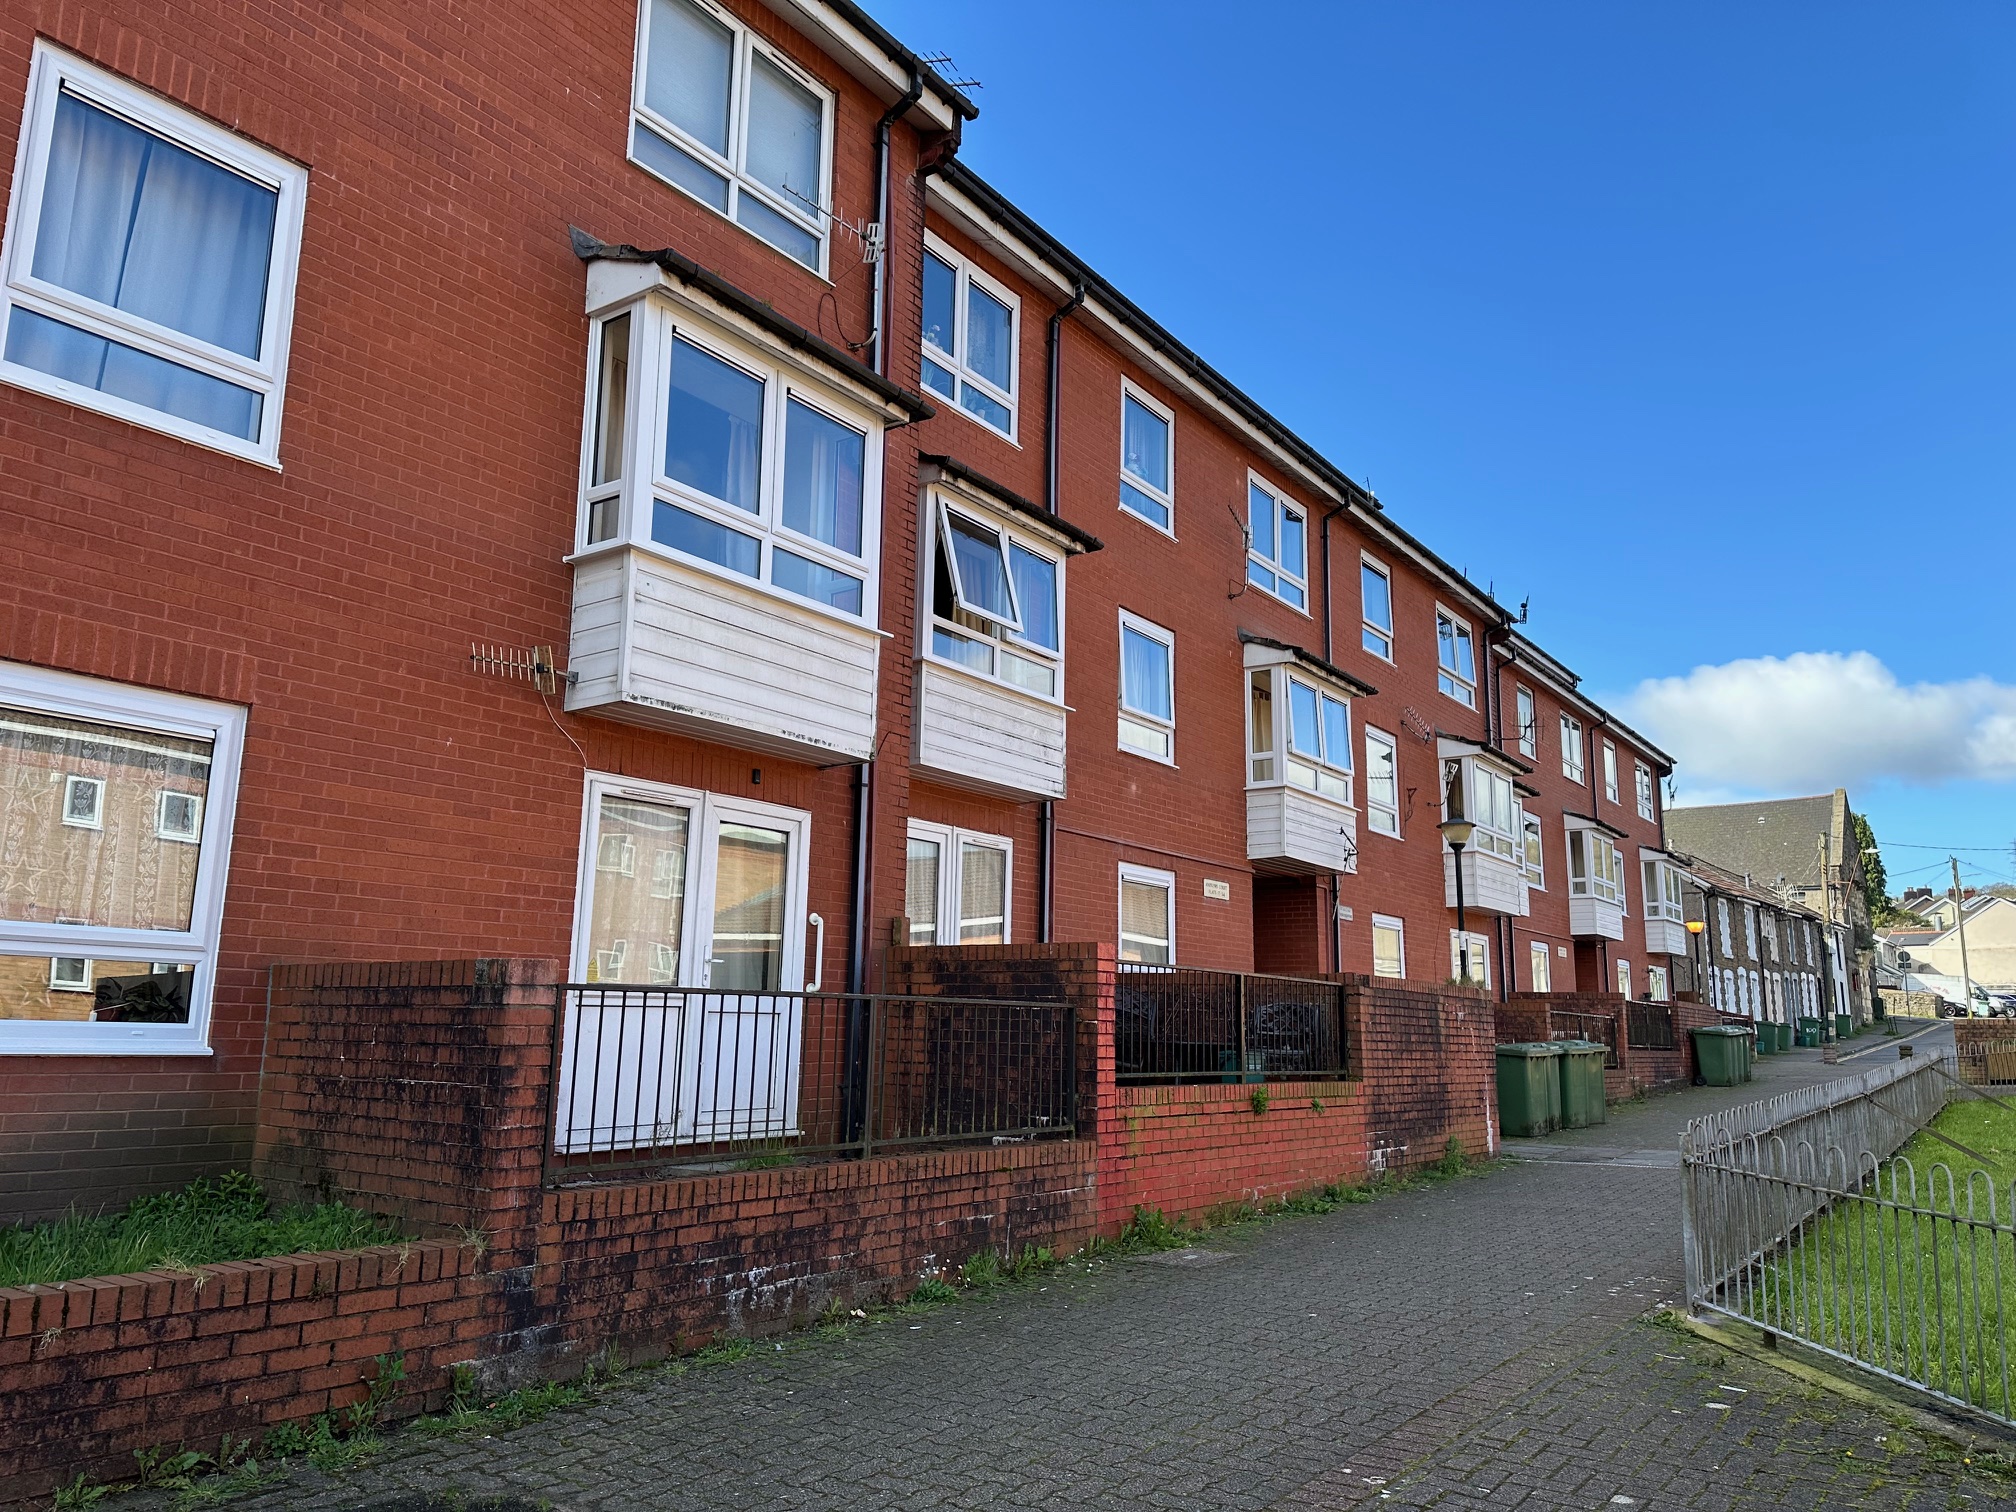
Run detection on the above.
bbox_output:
[1360,555,1394,661]
[1117,379,1175,535]
[155,789,202,843]
[1561,714,1585,782]
[0,44,308,466]
[1364,726,1400,838]
[1528,939,1551,993]
[1566,824,1623,906]
[1743,903,1757,958]
[1602,740,1619,803]
[1617,959,1632,999]
[0,661,245,1057]
[1245,474,1308,611]
[1647,965,1668,1002]
[920,488,1065,704]
[1515,686,1537,759]
[1521,811,1545,889]
[1118,863,1176,965]
[1447,756,1518,862]
[570,771,812,990]
[905,820,1013,946]
[1246,663,1353,807]
[1450,929,1490,988]
[577,296,885,627]
[1117,610,1176,764]
[48,955,92,992]
[62,774,104,830]
[1434,606,1476,707]
[919,233,1019,440]
[1634,760,1655,821]
[1639,857,1683,924]
[1371,914,1406,979]
[1717,898,1733,957]
[628,0,836,275]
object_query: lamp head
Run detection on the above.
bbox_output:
[1438,817,1476,851]
[1686,919,1706,936]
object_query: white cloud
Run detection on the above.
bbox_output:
[1622,652,2016,797]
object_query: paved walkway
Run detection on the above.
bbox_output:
[173,1026,2015,1511]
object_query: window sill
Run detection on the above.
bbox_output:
[0,1036,214,1057]
[1117,742,1177,769]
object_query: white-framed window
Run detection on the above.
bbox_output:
[1372,914,1406,979]
[1246,476,1307,610]
[0,44,308,465]
[1247,666,1352,805]
[1450,930,1490,987]
[1601,740,1619,803]
[1567,826,1623,906]
[1364,726,1400,838]
[1521,812,1545,888]
[905,822,1012,946]
[924,491,1064,700]
[62,774,104,829]
[579,301,884,625]
[1634,761,1655,821]
[1717,898,1733,957]
[572,772,811,991]
[629,0,835,272]
[1435,608,1476,706]
[1360,556,1394,660]
[1445,757,1517,862]
[1762,913,1779,961]
[1118,864,1175,965]
[0,660,245,1056]
[1647,965,1668,1002]
[1742,903,1757,958]
[1118,381,1174,532]
[1617,959,1632,999]
[1561,714,1584,782]
[1721,967,1736,1010]
[1529,939,1551,992]
[1118,611,1175,762]
[920,235,1018,438]
[1640,859,1684,923]
[1749,969,1762,1017]
[1515,686,1537,759]
[155,789,202,843]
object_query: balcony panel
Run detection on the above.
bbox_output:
[914,661,1067,800]
[1248,785,1358,876]
[1569,894,1626,941]
[1443,848,1525,916]
[566,549,879,765]
[1644,917,1690,957]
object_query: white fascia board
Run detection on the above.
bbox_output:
[755,0,961,132]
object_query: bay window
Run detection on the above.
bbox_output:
[0,661,245,1056]
[920,237,1018,437]
[906,823,1012,946]
[0,44,308,463]
[1118,612,1175,761]
[1444,757,1517,862]
[1567,828,1623,906]
[1364,727,1400,838]
[1119,383,1174,532]
[1248,667,1352,805]
[630,0,834,271]
[1246,478,1307,610]
[579,299,883,624]
[925,495,1063,699]
[1641,859,1685,923]
[1435,608,1475,706]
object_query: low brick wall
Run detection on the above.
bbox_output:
[1952,1019,2016,1084]
[0,1240,485,1506]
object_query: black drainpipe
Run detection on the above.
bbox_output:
[1038,279,1087,944]
[1321,502,1345,972]
[868,66,924,378]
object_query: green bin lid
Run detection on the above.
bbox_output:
[1553,1039,1607,1052]
[1690,1024,1751,1037]
[1495,1041,1564,1057]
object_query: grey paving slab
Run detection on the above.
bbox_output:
[138,1027,2012,1511]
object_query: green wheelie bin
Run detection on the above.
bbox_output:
[1836,1013,1854,1040]
[1555,1040,1609,1129]
[1755,1020,1778,1055]
[1495,1043,1564,1137]
[1691,1024,1751,1087]
[1796,1017,1821,1048]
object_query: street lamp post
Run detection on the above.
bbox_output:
[1686,917,1706,1005]
[1441,817,1477,985]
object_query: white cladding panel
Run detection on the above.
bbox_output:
[1247,786,1360,876]
[913,661,1067,800]
[1644,917,1690,957]
[566,549,879,763]
[1570,894,1627,941]
[1444,849,1526,916]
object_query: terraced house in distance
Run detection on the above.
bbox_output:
[0,0,1689,1227]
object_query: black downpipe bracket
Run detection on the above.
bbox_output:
[1038,280,1086,944]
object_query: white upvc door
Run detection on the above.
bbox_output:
[558,774,810,1153]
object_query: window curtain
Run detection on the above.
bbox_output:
[1121,629,1170,720]
[666,339,762,511]
[645,0,733,155]
[904,838,940,946]
[35,92,276,359]
[957,844,1006,944]
[782,399,863,553]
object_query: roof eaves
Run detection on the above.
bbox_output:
[919,454,1104,554]
[1239,631,1380,698]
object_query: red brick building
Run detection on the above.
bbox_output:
[0,0,1675,1221]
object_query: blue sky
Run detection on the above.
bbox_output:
[873,0,2016,894]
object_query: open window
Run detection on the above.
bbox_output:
[1248,666,1352,805]
[905,822,1012,946]
[923,490,1065,700]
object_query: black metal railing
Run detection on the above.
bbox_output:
[1115,967,1348,1083]
[1550,1009,1621,1069]
[1625,1000,1678,1052]
[548,987,1075,1181]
